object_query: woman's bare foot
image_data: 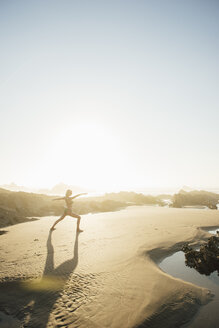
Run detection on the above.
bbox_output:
[50,227,56,231]
[77,228,83,233]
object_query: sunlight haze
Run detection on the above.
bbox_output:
[1,0,218,191]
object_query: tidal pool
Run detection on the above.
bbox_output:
[159,228,219,328]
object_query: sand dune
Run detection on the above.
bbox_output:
[0,206,218,327]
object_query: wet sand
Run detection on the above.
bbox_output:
[0,206,218,327]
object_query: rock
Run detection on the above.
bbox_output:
[209,204,217,210]
[182,235,219,276]
[172,190,219,208]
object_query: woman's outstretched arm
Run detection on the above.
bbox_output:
[52,197,65,201]
[70,193,87,200]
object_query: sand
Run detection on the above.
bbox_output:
[0,206,218,328]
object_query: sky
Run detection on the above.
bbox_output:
[0,0,218,191]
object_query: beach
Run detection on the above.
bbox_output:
[0,206,218,328]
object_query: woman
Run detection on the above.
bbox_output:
[50,190,87,231]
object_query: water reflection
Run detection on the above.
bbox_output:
[160,251,219,289]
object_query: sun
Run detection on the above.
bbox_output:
[41,120,126,191]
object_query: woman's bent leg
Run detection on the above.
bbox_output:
[70,213,82,232]
[50,213,66,230]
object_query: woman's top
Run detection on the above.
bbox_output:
[65,197,73,210]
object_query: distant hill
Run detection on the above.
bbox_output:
[1,182,89,195]
[38,182,89,195]
[1,183,34,193]
[181,185,194,192]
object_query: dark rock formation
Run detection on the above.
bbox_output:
[182,234,219,276]
[172,190,219,209]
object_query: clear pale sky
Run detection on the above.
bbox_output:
[0,0,218,191]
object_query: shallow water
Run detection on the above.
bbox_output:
[159,228,219,328]
[208,228,219,235]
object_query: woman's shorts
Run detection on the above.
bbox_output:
[64,209,79,218]
[64,208,72,215]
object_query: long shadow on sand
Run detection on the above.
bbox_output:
[0,230,80,327]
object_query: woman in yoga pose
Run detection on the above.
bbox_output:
[50,190,86,232]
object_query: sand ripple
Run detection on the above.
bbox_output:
[0,271,101,328]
